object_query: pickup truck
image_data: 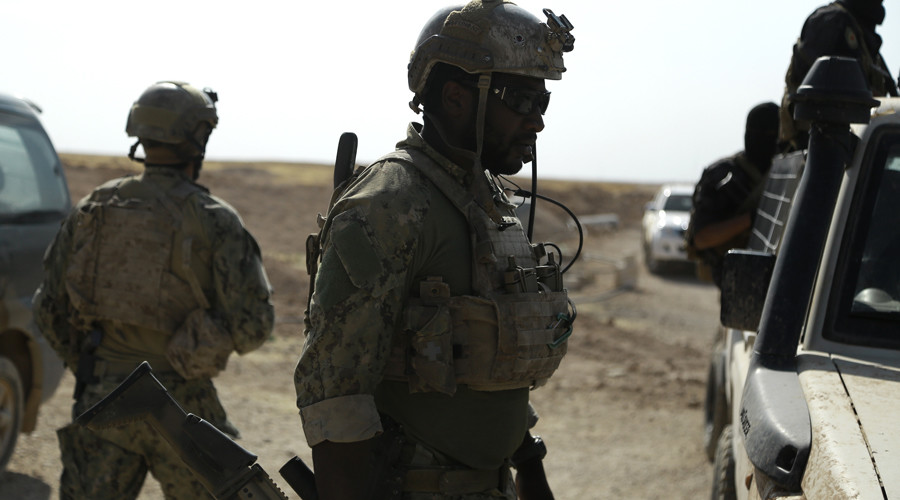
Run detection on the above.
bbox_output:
[704,56,900,499]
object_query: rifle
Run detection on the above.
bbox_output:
[333,132,358,189]
[75,361,318,500]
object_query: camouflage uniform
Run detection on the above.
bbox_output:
[34,166,274,500]
[295,123,568,498]
[780,0,897,150]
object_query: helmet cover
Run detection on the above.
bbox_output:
[126,81,218,144]
[408,0,574,99]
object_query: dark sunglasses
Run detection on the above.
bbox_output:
[491,86,551,115]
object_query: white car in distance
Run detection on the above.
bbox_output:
[641,183,693,273]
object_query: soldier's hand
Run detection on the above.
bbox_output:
[514,459,554,500]
[512,433,554,500]
[312,439,376,500]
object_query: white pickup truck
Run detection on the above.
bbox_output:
[704,56,900,500]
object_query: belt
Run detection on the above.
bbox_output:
[403,466,507,495]
[93,359,179,379]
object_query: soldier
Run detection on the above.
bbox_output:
[34,81,275,500]
[294,1,575,499]
[686,102,780,289]
[779,0,898,151]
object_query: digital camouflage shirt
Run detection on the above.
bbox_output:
[34,166,274,376]
[295,123,532,470]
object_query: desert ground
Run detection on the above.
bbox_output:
[0,154,720,499]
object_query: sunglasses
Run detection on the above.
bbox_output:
[491,86,551,115]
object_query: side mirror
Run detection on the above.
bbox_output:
[720,250,776,331]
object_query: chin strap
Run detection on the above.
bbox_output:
[528,142,537,241]
[128,139,145,164]
[413,73,494,176]
[128,138,205,178]
[473,74,491,174]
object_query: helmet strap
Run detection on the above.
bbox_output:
[527,142,538,241]
[418,73,492,178]
[131,138,200,175]
[128,139,146,164]
[473,74,491,174]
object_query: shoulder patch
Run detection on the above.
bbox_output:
[330,207,387,295]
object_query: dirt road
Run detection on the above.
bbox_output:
[1,157,719,499]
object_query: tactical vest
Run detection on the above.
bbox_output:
[65,174,210,333]
[374,150,572,394]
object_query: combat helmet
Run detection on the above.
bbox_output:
[409,0,574,109]
[126,81,219,164]
[407,0,574,167]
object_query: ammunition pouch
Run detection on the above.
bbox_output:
[385,279,571,394]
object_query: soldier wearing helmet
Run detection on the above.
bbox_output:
[34,81,275,500]
[779,0,898,151]
[295,1,575,498]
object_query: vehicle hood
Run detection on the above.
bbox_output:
[799,354,900,499]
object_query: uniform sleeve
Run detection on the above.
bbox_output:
[294,165,430,446]
[33,213,79,368]
[207,202,275,355]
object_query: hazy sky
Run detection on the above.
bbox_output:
[4,0,898,183]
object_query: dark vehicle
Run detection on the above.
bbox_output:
[0,92,69,470]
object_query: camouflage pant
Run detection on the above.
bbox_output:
[58,373,236,500]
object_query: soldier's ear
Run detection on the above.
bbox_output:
[441,81,474,120]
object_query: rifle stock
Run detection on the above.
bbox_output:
[75,361,316,500]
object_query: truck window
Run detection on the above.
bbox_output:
[830,129,900,349]
[0,115,69,218]
[851,145,900,310]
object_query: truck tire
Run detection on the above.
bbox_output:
[0,356,23,472]
[703,346,728,461]
[711,424,737,500]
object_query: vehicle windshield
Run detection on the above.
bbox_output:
[663,194,691,212]
[829,129,900,349]
[0,113,69,220]
[850,144,900,316]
